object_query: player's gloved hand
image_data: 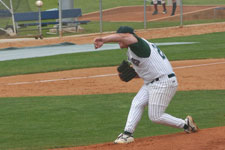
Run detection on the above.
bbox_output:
[117,60,137,82]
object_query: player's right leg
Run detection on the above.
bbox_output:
[147,82,186,129]
[147,77,198,132]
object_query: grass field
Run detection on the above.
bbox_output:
[0,31,225,77]
[0,90,224,150]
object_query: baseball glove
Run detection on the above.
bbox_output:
[117,60,137,82]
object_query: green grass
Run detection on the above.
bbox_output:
[0,49,127,77]
[150,31,225,60]
[14,18,225,38]
[183,0,225,5]
[0,90,224,150]
[57,19,225,36]
[1,31,225,77]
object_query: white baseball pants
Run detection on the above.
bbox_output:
[153,0,166,4]
[124,76,186,133]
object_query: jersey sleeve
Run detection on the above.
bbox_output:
[128,35,151,58]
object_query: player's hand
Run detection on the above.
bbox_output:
[94,37,104,49]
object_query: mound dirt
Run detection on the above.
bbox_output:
[51,126,225,150]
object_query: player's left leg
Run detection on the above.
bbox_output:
[152,0,159,15]
[114,85,149,144]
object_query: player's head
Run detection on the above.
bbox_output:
[116,26,135,35]
[116,26,136,48]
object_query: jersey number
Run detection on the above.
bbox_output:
[152,44,166,60]
[157,47,166,59]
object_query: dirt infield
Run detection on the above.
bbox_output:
[0,58,225,97]
[0,5,225,150]
[80,5,225,22]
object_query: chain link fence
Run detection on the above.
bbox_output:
[0,0,37,36]
[0,0,224,38]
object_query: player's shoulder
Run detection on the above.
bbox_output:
[129,36,151,58]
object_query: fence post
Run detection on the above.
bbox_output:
[144,0,147,29]
[180,0,183,27]
[58,0,62,37]
[9,0,16,35]
[37,5,42,37]
[99,0,103,33]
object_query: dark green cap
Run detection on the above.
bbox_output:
[116,26,135,34]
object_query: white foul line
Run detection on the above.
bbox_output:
[6,73,117,85]
[174,61,225,69]
[6,61,225,86]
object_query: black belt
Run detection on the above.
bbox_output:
[150,73,175,84]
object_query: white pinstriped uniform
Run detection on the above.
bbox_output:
[124,39,186,134]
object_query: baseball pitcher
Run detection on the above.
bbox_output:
[94,26,198,144]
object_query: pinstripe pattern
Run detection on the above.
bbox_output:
[124,85,149,133]
[128,40,174,84]
[148,78,185,128]
[124,40,186,134]
[124,77,185,133]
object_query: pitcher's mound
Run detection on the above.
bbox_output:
[51,126,225,150]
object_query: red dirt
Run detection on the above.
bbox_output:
[80,5,223,22]
[0,58,224,97]
[0,6,225,150]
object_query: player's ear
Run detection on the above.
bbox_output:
[129,34,138,44]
